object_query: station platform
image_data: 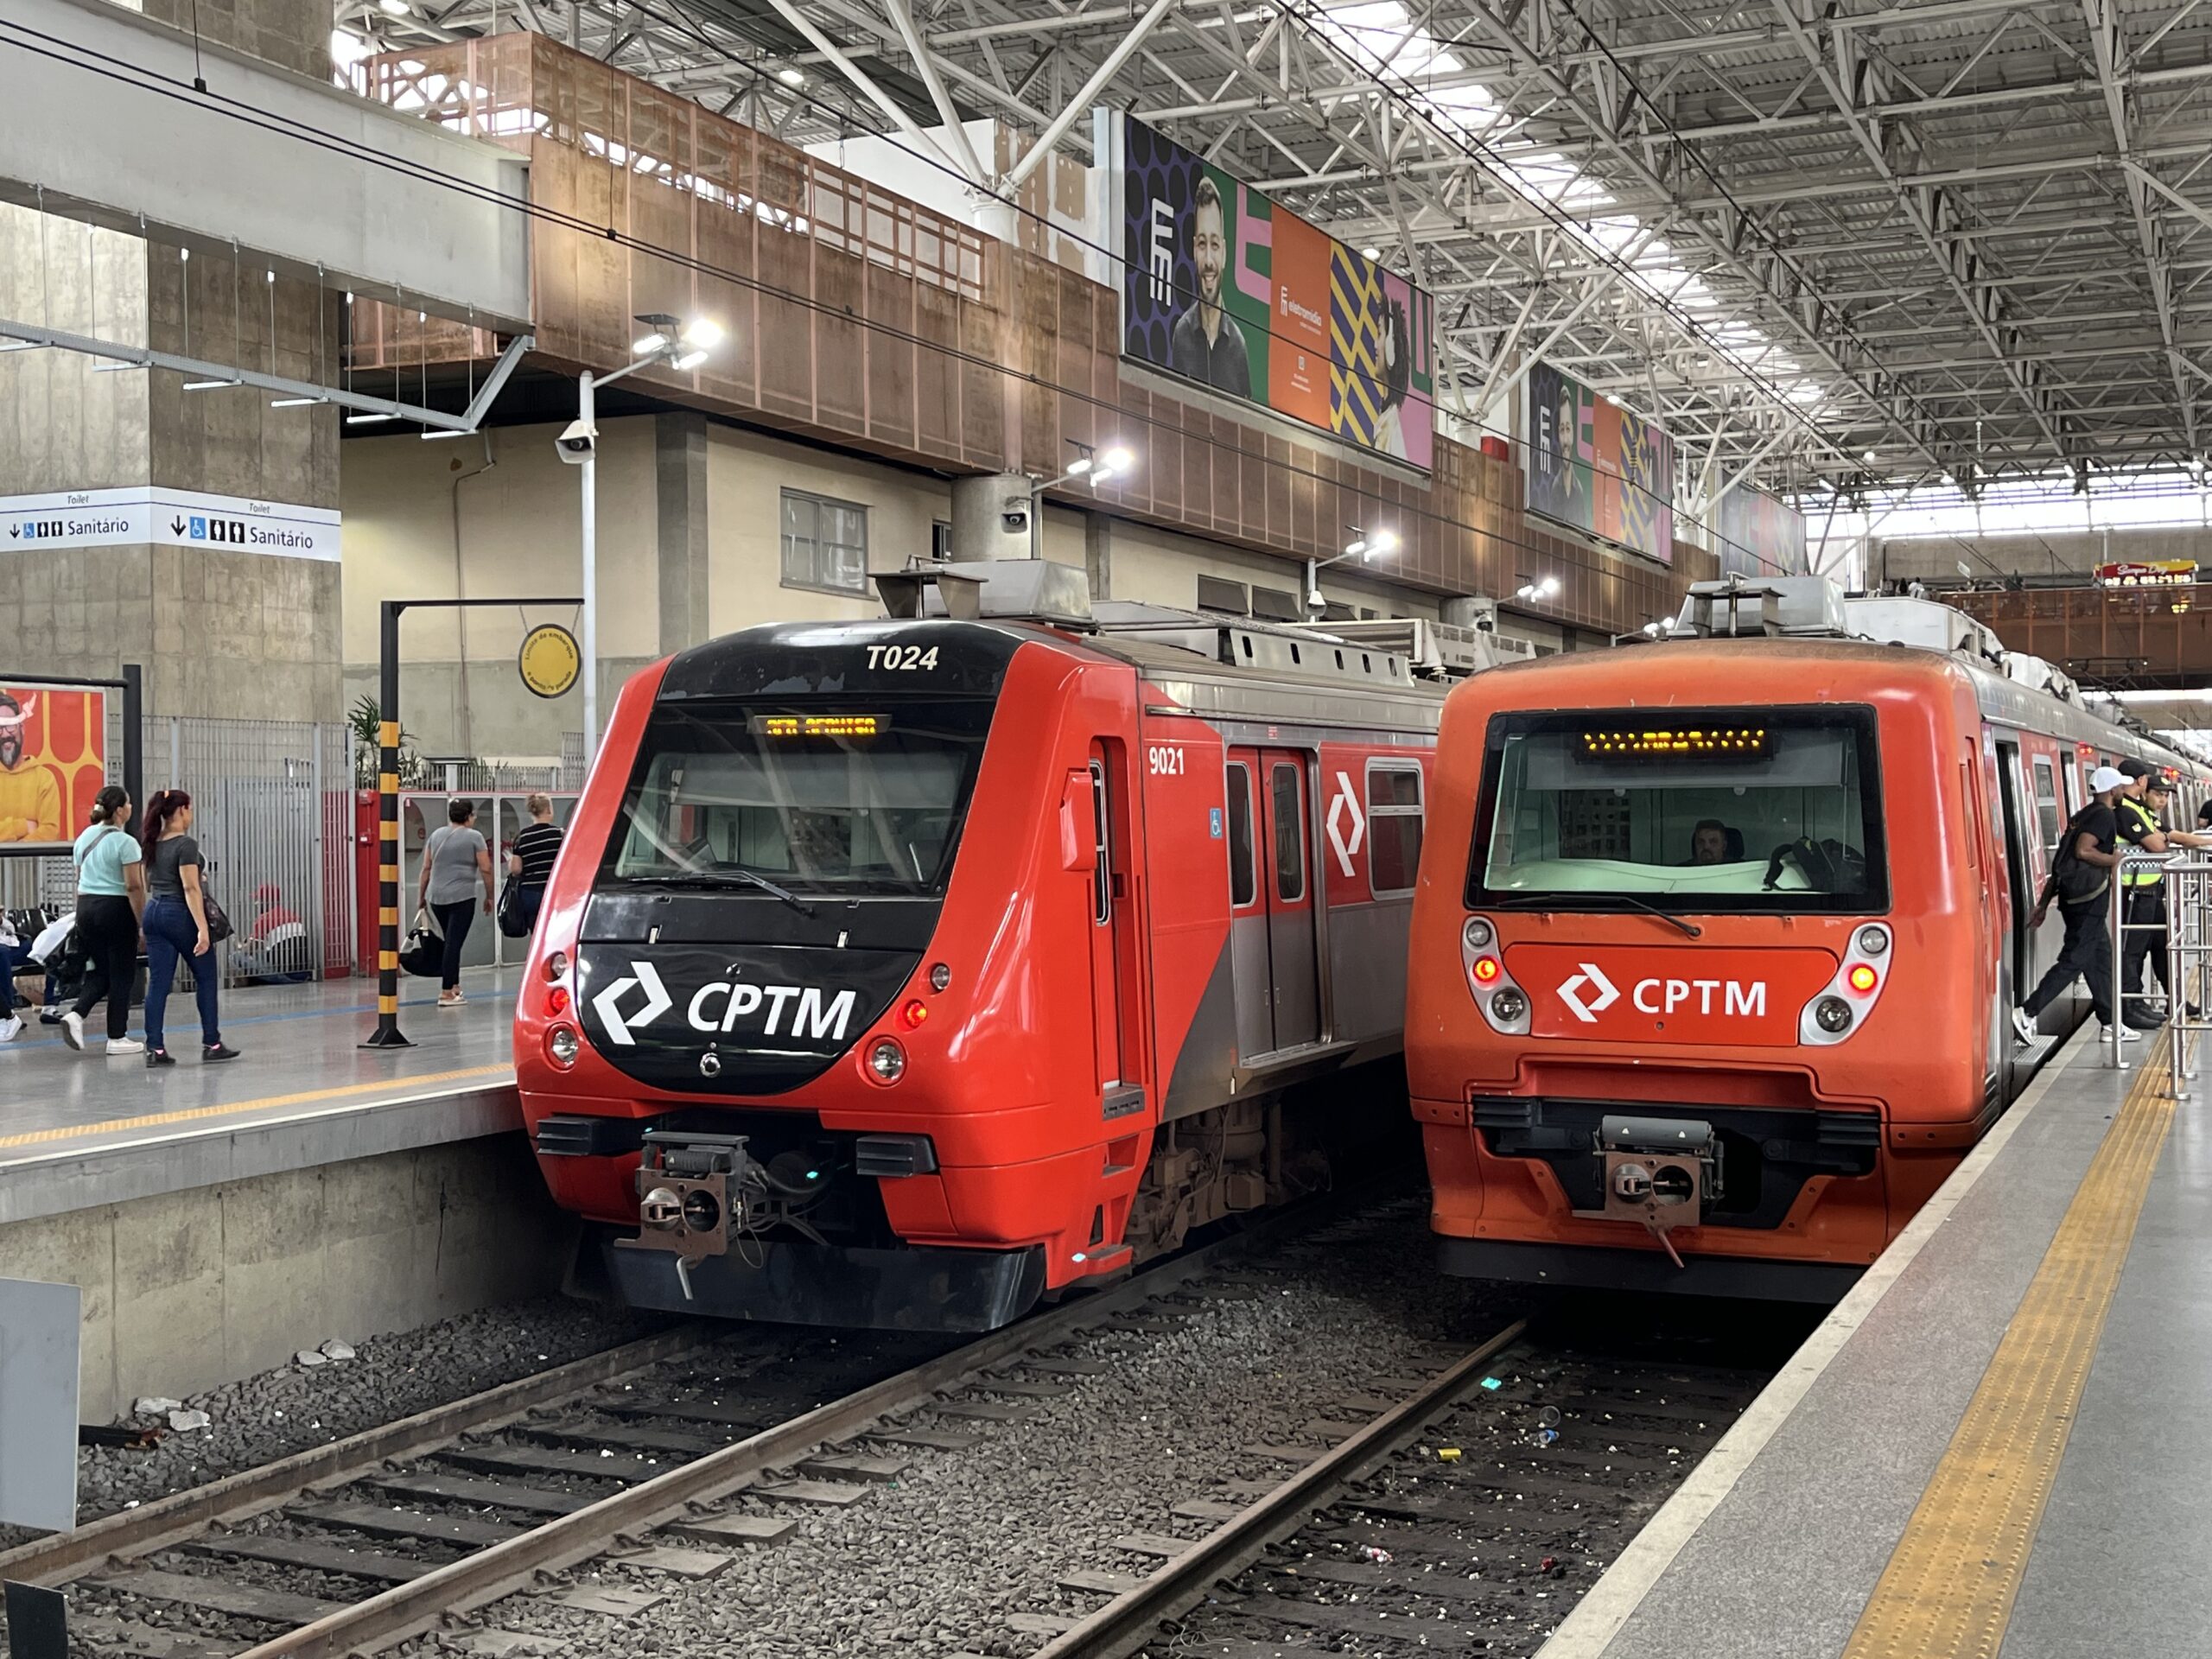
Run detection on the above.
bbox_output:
[0,972,519,1226]
[1541,1020,2206,1659]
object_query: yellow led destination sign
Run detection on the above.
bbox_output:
[750,714,889,740]
[1580,726,1772,759]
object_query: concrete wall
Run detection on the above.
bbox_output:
[338,414,1477,758]
[0,208,344,721]
[1878,524,2212,586]
[0,1135,572,1421]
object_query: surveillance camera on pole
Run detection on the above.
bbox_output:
[556,419,597,464]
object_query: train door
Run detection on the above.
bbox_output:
[1258,752,1321,1048]
[1994,739,2035,995]
[1223,755,1273,1058]
[1085,747,1141,1093]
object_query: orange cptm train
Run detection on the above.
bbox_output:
[1410,580,2212,1301]
[513,559,1485,1331]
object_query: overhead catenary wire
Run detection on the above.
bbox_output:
[0,12,1802,587]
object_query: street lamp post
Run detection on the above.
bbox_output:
[1028,439,1135,558]
[1305,526,1400,616]
[575,313,723,761]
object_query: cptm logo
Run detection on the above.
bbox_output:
[1555,961,1769,1024]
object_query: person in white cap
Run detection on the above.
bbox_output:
[2013,765,2159,1044]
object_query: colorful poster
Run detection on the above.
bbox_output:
[1117,114,1434,470]
[0,685,106,855]
[1525,361,1675,562]
[1713,486,1808,577]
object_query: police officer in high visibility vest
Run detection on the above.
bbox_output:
[2116,760,2212,1022]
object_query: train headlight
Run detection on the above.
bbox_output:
[1814,996,1854,1034]
[1463,917,1495,950]
[929,962,952,993]
[1491,988,1528,1023]
[543,951,569,982]
[1856,926,1889,957]
[547,1025,580,1067]
[867,1038,906,1084]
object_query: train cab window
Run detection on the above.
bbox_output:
[598,698,992,895]
[1367,762,1425,898]
[2031,757,2063,854]
[1272,765,1306,902]
[1470,706,1887,913]
[1225,764,1256,908]
[1089,760,1112,925]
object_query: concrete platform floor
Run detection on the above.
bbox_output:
[1538,1022,2208,1659]
[0,969,519,1225]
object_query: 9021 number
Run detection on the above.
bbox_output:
[1147,746,1185,776]
[867,645,939,671]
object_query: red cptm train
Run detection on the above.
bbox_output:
[1410,580,2211,1300]
[514,561,1461,1329]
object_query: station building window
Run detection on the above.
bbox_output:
[1251,585,1301,622]
[782,490,870,595]
[1197,575,1249,616]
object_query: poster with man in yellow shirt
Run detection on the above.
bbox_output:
[1,688,105,853]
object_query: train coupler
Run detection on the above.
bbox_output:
[613,1130,757,1299]
[1573,1116,1722,1266]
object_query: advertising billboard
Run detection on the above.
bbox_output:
[1116,114,1436,470]
[0,685,106,855]
[1525,360,1676,562]
[1713,485,1808,578]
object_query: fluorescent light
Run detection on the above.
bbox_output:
[1064,456,1092,476]
[92,361,143,373]
[378,0,410,15]
[1344,538,1368,558]
[1,340,46,353]
[777,66,806,86]
[680,317,723,351]
[673,348,709,371]
[181,378,238,391]
[346,412,398,424]
[421,429,468,441]
[632,331,668,356]
[269,397,323,408]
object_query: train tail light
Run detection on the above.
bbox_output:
[1800,924,1891,1046]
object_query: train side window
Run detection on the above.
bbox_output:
[1272,764,1306,902]
[1089,760,1111,925]
[1367,761,1425,898]
[1225,764,1255,908]
[2031,757,2062,854]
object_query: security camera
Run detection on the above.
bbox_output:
[556,419,597,464]
[999,498,1031,534]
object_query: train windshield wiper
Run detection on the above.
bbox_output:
[1611,894,1703,938]
[626,869,817,918]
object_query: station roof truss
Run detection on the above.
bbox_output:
[341,0,2212,503]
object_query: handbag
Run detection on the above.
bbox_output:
[397,908,443,978]
[200,887,234,944]
[496,875,530,938]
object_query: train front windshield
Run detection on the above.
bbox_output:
[599,699,993,895]
[1471,705,1888,912]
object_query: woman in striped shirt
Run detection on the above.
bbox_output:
[507,793,566,936]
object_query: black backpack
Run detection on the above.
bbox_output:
[2047,810,2110,907]
[1762,836,1867,894]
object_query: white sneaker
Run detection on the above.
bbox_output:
[0,1015,20,1044]
[60,1010,85,1052]
[106,1037,144,1055]
[2101,1024,2140,1044]
[2011,1007,2039,1046]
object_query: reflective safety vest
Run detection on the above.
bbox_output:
[2120,795,2165,887]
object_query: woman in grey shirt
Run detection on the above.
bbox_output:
[417,799,493,1007]
[138,789,239,1065]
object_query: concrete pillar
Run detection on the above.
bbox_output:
[655,410,710,652]
[0,211,344,721]
[139,0,333,81]
[1084,508,1113,599]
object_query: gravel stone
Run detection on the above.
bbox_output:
[0,1296,670,1551]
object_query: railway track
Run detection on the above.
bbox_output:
[2,1204,1781,1659]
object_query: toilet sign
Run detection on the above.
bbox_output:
[0,486,340,561]
[0,1276,80,1533]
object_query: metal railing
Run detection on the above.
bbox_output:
[2112,851,2210,1097]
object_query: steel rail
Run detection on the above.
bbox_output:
[0,1326,711,1586]
[230,1206,1369,1658]
[1023,1316,1530,1659]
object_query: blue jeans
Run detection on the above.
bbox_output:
[144,896,221,1052]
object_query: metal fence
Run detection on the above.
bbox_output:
[1,715,359,988]
[2139,856,2212,1098]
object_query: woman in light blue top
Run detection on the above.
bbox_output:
[63,785,148,1056]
